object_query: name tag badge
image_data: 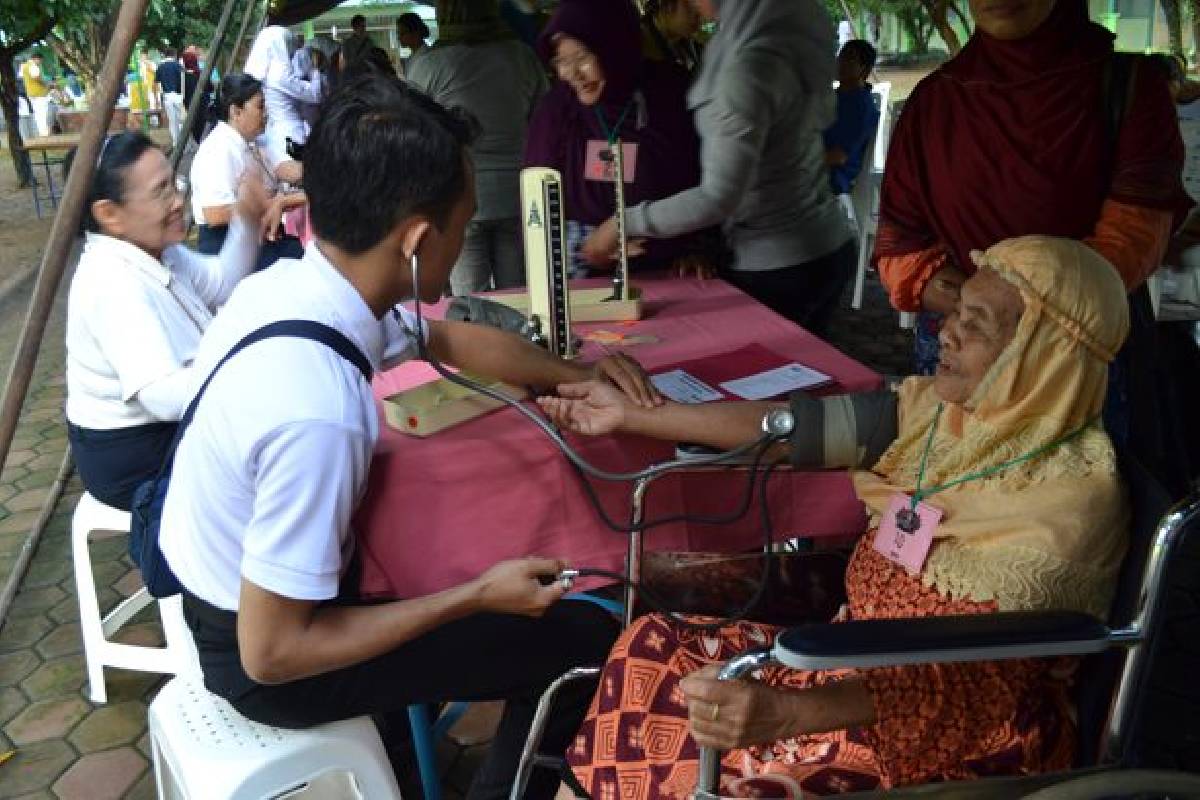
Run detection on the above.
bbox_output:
[872,494,941,574]
[584,140,638,183]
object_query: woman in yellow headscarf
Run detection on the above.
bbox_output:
[538,236,1131,797]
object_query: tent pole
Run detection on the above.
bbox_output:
[221,0,261,80]
[0,0,152,477]
[169,0,240,176]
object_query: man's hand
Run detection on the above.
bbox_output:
[471,557,568,617]
[920,266,967,315]
[538,381,630,436]
[591,353,663,408]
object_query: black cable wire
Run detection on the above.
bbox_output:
[571,458,785,632]
[403,255,788,631]
[556,414,775,535]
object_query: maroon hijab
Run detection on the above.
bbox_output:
[876,1,1189,270]
[523,0,701,235]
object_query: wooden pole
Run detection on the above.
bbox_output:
[169,0,240,176]
[221,0,260,80]
[0,0,152,480]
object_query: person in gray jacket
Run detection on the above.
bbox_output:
[407,0,547,295]
[582,0,855,337]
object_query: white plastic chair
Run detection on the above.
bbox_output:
[148,676,403,799]
[848,82,892,312]
[72,492,190,703]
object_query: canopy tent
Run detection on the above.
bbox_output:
[268,0,429,27]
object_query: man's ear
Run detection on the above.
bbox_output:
[400,217,432,262]
[90,199,123,237]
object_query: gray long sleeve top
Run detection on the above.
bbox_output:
[625,48,853,272]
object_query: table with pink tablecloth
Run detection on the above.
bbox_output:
[355,276,882,599]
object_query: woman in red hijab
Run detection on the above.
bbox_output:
[878,0,1188,311]
[876,0,1193,491]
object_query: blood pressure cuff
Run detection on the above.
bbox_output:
[445,295,532,338]
[787,390,899,470]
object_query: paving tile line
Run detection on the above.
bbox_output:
[0,453,73,628]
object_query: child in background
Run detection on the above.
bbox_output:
[824,39,879,196]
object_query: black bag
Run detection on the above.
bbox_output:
[129,320,374,598]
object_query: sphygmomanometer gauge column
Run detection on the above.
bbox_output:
[521,167,575,359]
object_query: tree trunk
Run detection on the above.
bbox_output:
[0,52,32,186]
[1161,0,1186,58]
[1193,19,1200,64]
[923,0,963,53]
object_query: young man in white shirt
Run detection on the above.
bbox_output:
[159,74,659,799]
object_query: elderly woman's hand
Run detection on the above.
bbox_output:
[681,665,799,750]
[680,666,876,751]
[236,170,273,231]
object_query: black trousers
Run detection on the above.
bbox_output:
[183,591,618,800]
[721,239,858,339]
[67,421,177,510]
[197,224,305,273]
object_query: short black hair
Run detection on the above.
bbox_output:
[340,47,398,82]
[840,39,877,73]
[305,73,477,254]
[351,14,366,28]
[80,132,158,233]
[162,47,177,58]
[216,73,262,121]
[397,12,430,39]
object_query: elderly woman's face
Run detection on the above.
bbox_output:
[552,35,606,107]
[935,269,1025,406]
[92,149,186,259]
[969,0,1056,40]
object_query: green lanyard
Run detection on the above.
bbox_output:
[594,101,634,147]
[911,403,1098,512]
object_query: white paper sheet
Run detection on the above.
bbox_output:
[650,369,724,404]
[720,363,832,400]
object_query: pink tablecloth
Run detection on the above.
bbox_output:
[355,276,881,599]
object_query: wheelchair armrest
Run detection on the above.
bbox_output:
[772,610,1112,671]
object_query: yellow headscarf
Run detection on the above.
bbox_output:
[853,237,1131,617]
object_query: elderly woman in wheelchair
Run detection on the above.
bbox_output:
[538,236,1134,797]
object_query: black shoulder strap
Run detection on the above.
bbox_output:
[1102,52,1139,161]
[158,320,373,478]
[179,319,373,430]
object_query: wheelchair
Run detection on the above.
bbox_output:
[512,452,1200,799]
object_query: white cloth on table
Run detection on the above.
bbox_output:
[159,245,427,611]
[65,223,257,429]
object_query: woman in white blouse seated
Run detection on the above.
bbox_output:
[244,25,324,174]
[66,132,264,510]
[191,74,306,271]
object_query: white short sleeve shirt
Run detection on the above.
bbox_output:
[159,245,426,611]
[191,121,273,225]
[65,232,254,429]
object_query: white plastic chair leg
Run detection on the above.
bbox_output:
[851,236,870,311]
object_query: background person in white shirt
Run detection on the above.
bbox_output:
[65,132,264,510]
[244,25,324,173]
[191,73,307,271]
[159,74,661,800]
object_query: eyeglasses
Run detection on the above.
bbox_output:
[551,50,599,79]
